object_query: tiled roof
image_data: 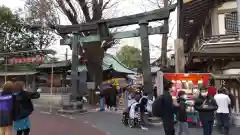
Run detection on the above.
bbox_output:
[37,60,71,69]
[69,54,136,74]
[0,71,37,76]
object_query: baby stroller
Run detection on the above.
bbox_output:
[121,101,141,128]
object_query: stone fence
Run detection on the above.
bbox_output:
[33,93,70,107]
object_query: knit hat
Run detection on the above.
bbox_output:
[207,87,216,96]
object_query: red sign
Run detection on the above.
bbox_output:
[8,56,43,64]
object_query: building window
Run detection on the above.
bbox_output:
[225,12,238,34]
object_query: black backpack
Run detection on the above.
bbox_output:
[152,95,164,117]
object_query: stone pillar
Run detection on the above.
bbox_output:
[70,33,80,101]
[211,7,219,35]
[237,0,240,35]
[174,38,185,73]
[214,79,221,89]
[58,33,86,114]
[139,20,152,97]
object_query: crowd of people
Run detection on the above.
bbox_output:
[0,80,40,135]
[152,78,234,135]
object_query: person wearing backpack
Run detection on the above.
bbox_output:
[138,92,148,130]
[152,79,177,135]
[194,91,218,135]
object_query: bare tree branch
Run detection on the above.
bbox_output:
[66,0,78,20]
[102,0,111,10]
[77,0,91,22]
[56,0,78,24]
[92,0,102,21]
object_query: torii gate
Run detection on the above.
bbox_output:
[56,4,176,107]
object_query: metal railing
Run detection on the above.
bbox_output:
[39,87,70,94]
[195,33,240,51]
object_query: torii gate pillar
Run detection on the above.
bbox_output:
[139,20,152,96]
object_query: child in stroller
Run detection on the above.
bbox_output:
[122,93,141,128]
[122,101,141,127]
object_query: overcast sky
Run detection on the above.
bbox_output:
[0,0,177,60]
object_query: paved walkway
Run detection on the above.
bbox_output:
[33,104,240,135]
[74,111,240,135]
[11,110,106,135]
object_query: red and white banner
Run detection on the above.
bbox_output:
[8,56,43,64]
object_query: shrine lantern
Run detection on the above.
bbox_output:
[79,57,87,62]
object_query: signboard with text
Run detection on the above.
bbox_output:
[8,56,43,64]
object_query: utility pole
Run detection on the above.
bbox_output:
[161,0,169,67]
[237,0,240,35]
[39,0,45,49]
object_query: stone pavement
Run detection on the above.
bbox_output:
[74,111,240,135]
[33,104,240,135]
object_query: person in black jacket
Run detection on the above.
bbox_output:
[223,88,235,111]
[161,79,177,135]
[138,92,148,130]
[223,88,235,128]
[176,91,190,135]
[13,81,40,135]
[194,91,218,135]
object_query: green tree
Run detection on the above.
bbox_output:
[0,5,55,52]
[0,5,24,52]
[116,46,142,71]
[0,6,56,72]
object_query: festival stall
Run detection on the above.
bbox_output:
[101,78,136,106]
[164,73,214,126]
[101,78,130,89]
